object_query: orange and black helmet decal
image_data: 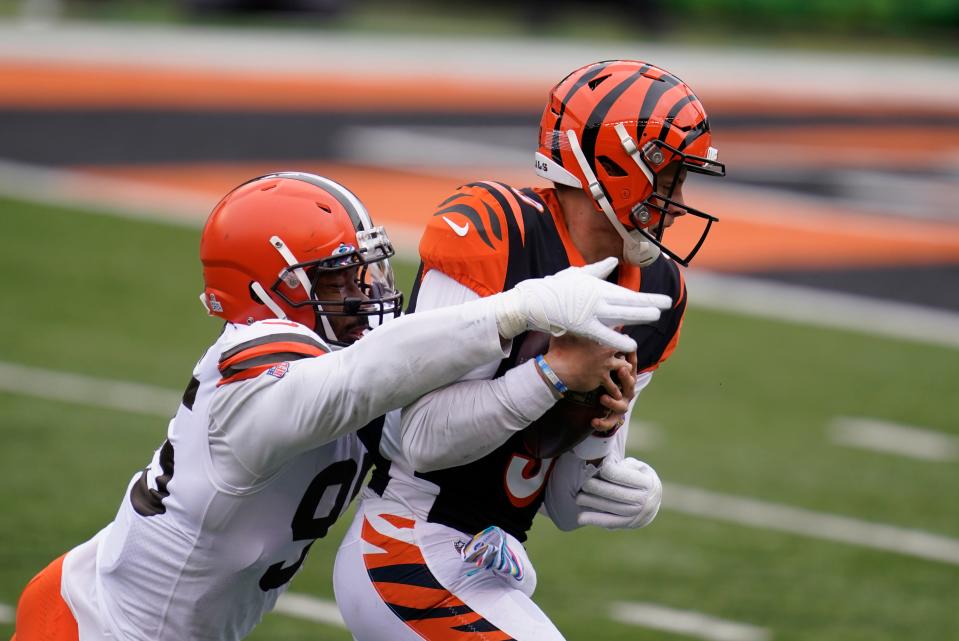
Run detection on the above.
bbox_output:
[542,60,713,188]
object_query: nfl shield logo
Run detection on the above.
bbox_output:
[266,362,290,379]
[208,293,224,313]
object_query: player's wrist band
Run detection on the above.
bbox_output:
[535,354,568,397]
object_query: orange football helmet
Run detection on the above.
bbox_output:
[535,60,725,266]
[199,172,402,344]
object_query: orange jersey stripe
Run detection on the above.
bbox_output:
[413,614,515,641]
[372,582,461,611]
[419,184,512,297]
[216,363,277,387]
[477,181,526,245]
[361,517,428,569]
[218,340,326,372]
[380,513,416,529]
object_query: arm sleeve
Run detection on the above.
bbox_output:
[541,371,653,531]
[400,269,559,471]
[210,296,510,480]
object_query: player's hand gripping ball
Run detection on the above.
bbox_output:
[514,332,621,459]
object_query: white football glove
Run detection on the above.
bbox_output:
[460,525,536,597]
[575,457,662,529]
[492,257,671,353]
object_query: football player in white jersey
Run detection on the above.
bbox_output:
[10,171,673,641]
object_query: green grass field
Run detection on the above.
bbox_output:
[1,196,957,640]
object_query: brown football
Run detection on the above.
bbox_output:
[513,332,617,459]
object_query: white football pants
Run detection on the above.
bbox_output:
[333,497,565,641]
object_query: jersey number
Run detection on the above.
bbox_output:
[258,459,359,591]
[504,453,555,508]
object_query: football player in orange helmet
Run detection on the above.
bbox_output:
[536,59,725,267]
[9,172,673,641]
[199,172,403,345]
[333,61,724,641]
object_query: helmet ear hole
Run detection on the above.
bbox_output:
[598,155,628,177]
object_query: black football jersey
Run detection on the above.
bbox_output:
[373,181,686,541]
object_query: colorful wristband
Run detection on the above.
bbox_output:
[535,354,568,396]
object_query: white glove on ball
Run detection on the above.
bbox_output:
[575,457,662,529]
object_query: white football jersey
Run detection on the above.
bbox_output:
[62,320,370,641]
[54,294,510,641]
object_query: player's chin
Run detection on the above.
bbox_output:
[341,324,371,344]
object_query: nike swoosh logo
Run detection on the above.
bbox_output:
[442,216,470,237]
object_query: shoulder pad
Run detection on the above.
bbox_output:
[216,320,329,386]
[419,182,530,296]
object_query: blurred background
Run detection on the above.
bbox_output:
[1,1,957,640]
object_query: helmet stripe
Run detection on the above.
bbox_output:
[679,118,710,151]
[657,94,695,143]
[634,76,677,146]
[271,172,372,232]
[580,68,650,179]
[550,61,614,163]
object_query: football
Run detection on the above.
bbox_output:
[513,331,617,459]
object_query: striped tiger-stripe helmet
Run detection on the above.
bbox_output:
[535,60,725,266]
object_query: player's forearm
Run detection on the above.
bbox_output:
[272,299,511,454]
[542,454,601,531]
[401,359,557,472]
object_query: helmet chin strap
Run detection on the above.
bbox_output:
[565,129,660,267]
[269,235,339,341]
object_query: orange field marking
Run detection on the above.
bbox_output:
[76,163,959,272]
[0,62,545,111]
[3,61,958,118]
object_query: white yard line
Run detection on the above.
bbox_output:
[2,360,959,567]
[0,594,342,628]
[684,271,959,350]
[0,159,209,228]
[0,361,180,417]
[274,592,345,627]
[829,416,959,462]
[341,126,532,170]
[0,593,773,641]
[664,483,959,566]
[625,421,662,451]
[610,601,771,641]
